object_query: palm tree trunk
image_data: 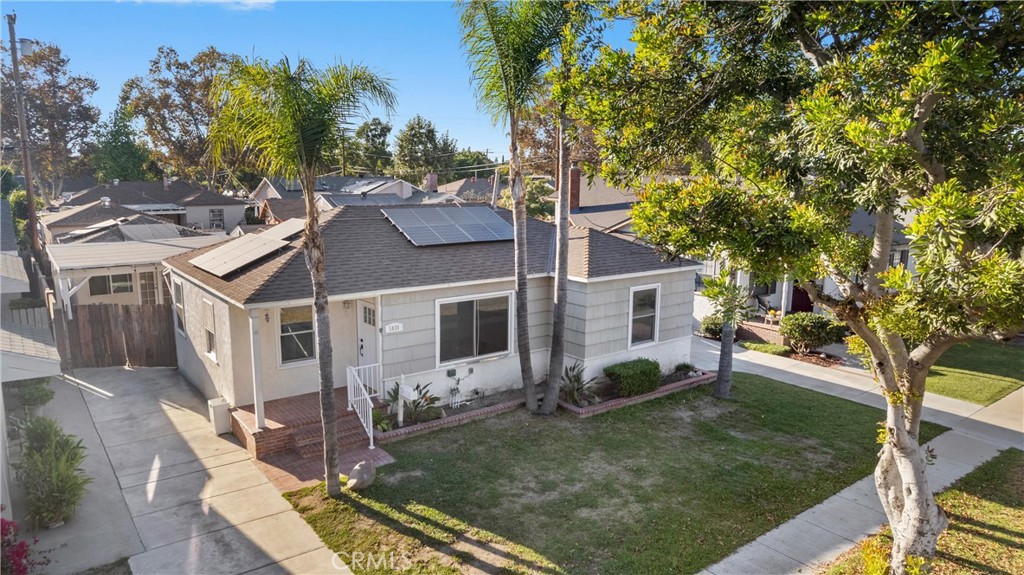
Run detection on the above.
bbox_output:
[714,320,734,399]
[541,107,571,415]
[302,171,340,497]
[510,150,536,412]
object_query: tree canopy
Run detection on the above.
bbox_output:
[391,115,458,184]
[577,2,1024,570]
[92,103,155,182]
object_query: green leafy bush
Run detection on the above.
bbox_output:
[604,358,661,397]
[7,298,44,311]
[699,313,724,339]
[675,362,695,373]
[739,341,791,355]
[561,362,599,407]
[779,312,845,354]
[14,419,90,528]
[19,379,53,409]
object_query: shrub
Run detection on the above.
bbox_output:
[14,419,91,528]
[561,362,599,407]
[604,358,661,397]
[739,341,791,355]
[675,362,695,373]
[7,298,43,311]
[1,509,49,575]
[779,312,845,354]
[699,313,724,339]
[19,379,53,409]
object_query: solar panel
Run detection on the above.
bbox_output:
[189,233,288,277]
[381,206,514,246]
[260,218,306,241]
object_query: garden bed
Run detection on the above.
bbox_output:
[374,397,525,444]
[559,371,716,418]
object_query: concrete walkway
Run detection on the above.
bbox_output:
[691,338,1023,574]
[33,368,351,575]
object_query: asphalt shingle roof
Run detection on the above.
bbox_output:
[1,198,18,253]
[42,201,148,228]
[165,204,693,306]
[0,321,60,362]
[66,180,246,208]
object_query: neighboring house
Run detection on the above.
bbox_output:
[62,180,247,230]
[563,165,642,242]
[258,198,328,224]
[163,204,700,429]
[1,198,61,513]
[48,233,228,313]
[251,176,458,207]
[437,175,499,202]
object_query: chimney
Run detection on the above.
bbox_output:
[425,172,438,193]
[569,163,581,212]
[112,178,119,187]
[101,196,111,208]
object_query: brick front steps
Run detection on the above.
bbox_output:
[558,372,717,418]
[374,398,526,444]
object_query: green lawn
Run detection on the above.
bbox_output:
[927,340,1024,405]
[287,374,947,575]
[824,447,1024,575]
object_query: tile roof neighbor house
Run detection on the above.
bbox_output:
[251,176,458,207]
[163,204,699,457]
[62,179,248,230]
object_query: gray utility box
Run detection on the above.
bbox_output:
[208,397,231,435]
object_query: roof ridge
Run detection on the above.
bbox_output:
[245,207,345,303]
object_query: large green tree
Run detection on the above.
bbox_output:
[391,115,458,185]
[578,2,1024,572]
[0,43,99,199]
[459,0,564,412]
[211,56,395,498]
[92,103,154,182]
[354,117,392,175]
[123,46,231,185]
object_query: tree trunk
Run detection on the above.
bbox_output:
[302,171,340,498]
[540,108,571,415]
[509,155,536,412]
[876,395,947,574]
[714,321,734,399]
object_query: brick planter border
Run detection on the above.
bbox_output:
[558,372,717,418]
[374,398,526,444]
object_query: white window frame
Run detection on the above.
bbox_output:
[435,290,514,368]
[277,305,317,368]
[202,298,217,363]
[628,283,661,350]
[209,208,225,229]
[89,273,135,296]
[172,278,186,335]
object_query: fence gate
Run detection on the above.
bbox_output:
[53,304,177,368]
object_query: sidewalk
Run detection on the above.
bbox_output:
[691,338,1023,575]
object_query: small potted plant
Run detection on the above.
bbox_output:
[19,379,54,418]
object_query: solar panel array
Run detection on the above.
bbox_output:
[189,233,288,278]
[381,206,514,246]
[259,218,306,241]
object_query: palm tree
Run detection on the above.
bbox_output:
[459,0,562,412]
[210,56,395,497]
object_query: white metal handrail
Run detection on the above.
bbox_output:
[346,365,376,449]
[350,363,383,397]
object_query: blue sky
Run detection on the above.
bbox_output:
[4,0,631,160]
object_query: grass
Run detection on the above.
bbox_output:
[738,341,791,355]
[927,340,1023,405]
[286,374,947,575]
[824,447,1024,575]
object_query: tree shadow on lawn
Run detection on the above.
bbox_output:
[291,375,949,575]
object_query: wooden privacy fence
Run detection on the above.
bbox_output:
[54,304,177,368]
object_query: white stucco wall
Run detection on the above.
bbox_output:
[54,265,168,308]
[185,204,246,231]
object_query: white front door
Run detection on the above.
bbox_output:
[357,301,378,366]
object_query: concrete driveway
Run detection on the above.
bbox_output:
[49,367,349,575]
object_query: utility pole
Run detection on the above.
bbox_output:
[6,12,42,254]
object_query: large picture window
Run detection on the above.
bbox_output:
[280,306,315,363]
[89,274,133,296]
[629,285,659,347]
[438,294,510,364]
